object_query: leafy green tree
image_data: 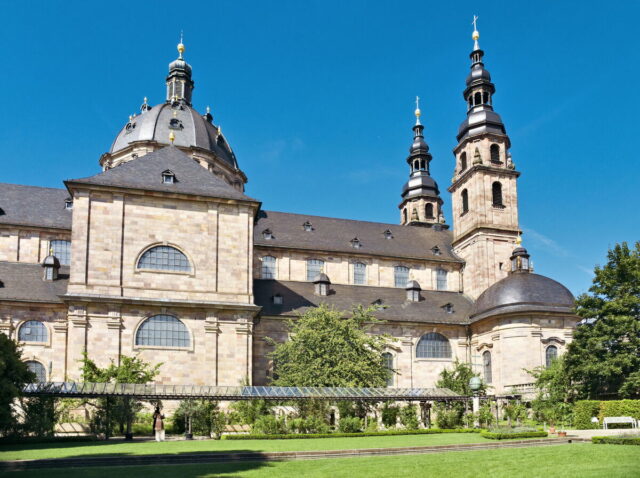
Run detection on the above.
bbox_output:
[173,399,226,437]
[0,334,34,436]
[529,357,575,427]
[80,352,160,438]
[434,359,484,429]
[566,241,640,399]
[269,304,392,387]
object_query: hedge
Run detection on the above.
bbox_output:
[599,400,640,423]
[0,435,98,445]
[574,401,601,430]
[222,428,480,440]
[480,431,548,440]
[592,436,640,446]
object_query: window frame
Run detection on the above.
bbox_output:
[18,320,49,345]
[545,345,558,368]
[483,350,492,384]
[261,255,277,279]
[50,239,71,266]
[134,314,192,350]
[461,189,469,215]
[352,262,366,285]
[492,181,504,208]
[416,332,452,360]
[394,265,409,288]
[25,360,47,382]
[382,352,395,387]
[436,268,448,291]
[135,244,193,275]
[306,259,325,282]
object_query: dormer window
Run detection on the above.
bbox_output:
[383,229,393,240]
[431,246,441,256]
[442,303,454,314]
[350,237,362,249]
[162,170,176,184]
[169,118,184,130]
[262,229,274,240]
[272,294,283,305]
[125,122,136,134]
[303,221,313,232]
[64,199,73,210]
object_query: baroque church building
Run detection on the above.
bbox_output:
[0,29,578,397]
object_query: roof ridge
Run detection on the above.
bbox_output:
[0,182,67,193]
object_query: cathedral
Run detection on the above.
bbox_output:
[0,27,578,397]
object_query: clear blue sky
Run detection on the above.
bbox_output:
[1,1,637,296]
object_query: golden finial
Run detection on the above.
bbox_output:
[49,247,54,256]
[414,96,421,125]
[128,114,133,122]
[516,234,522,247]
[217,125,222,135]
[169,131,175,144]
[472,15,480,50]
[177,31,185,58]
[172,110,178,118]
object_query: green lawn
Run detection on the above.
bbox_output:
[3,444,639,477]
[0,433,492,461]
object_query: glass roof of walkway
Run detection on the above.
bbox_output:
[23,382,467,401]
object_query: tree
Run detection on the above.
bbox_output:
[173,400,226,438]
[528,357,575,427]
[269,304,392,388]
[0,334,34,436]
[80,352,161,438]
[566,241,640,399]
[434,359,484,429]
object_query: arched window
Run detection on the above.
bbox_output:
[353,262,366,285]
[492,182,503,207]
[306,259,325,281]
[490,144,500,163]
[461,189,469,214]
[483,92,489,104]
[25,361,46,382]
[18,321,48,343]
[382,352,394,387]
[483,351,492,383]
[416,332,451,359]
[474,92,482,105]
[394,266,409,288]
[261,256,276,279]
[545,345,558,368]
[425,203,434,219]
[436,268,448,291]
[460,152,467,172]
[137,245,191,272]
[50,240,71,266]
[136,315,190,348]
[402,209,407,223]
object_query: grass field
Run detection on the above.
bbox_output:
[3,444,639,477]
[0,433,490,461]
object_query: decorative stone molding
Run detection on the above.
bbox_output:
[541,336,566,345]
[476,342,493,351]
[68,304,88,328]
[401,335,414,347]
[0,315,12,335]
[491,333,500,342]
[52,321,68,334]
[204,314,221,334]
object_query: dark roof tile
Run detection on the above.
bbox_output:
[0,262,68,303]
[0,183,72,230]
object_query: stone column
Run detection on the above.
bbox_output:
[52,320,68,381]
[66,304,88,381]
[235,314,253,384]
[204,313,221,386]
[401,335,414,388]
[106,305,123,363]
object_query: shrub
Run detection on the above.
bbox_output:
[435,408,461,429]
[338,416,362,433]
[592,436,640,445]
[573,400,601,429]
[599,400,640,423]
[288,416,330,434]
[172,400,227,437]
[252,415,287,435]
[381,403,400,428]
[221,428,480,440]
[399,405,420,430]
[481,430,548,440]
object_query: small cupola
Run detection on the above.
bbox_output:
[313,273,331,296]
[42,251,60,281]
[510,237,531,273]
[405,280,421,302]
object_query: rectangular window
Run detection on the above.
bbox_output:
[436,269,448,291]
[306,259,324,281]
[353,263,366,285]
[394,266,409,288]
[261,256,277,279]
[50,240,71,266]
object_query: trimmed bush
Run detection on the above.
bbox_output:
[399,405,420,430]
[338,416,362,433]
[252,415,287,435]
[592,436,640,445]
[222,428,480,440]
[481,431,548,440]
[599,400,640,424]
[574,401,601,429]
[0,436,99,445]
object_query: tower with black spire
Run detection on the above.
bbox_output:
[448,19,521,299]
[399,99,446,228]
[166,38,194,105]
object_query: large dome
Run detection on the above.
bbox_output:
[471,272,575,322]
[109,102,238,169]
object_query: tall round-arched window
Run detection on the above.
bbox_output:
[490,144,501,163]
[50,240,71,266]
[306,259,325,281]
[136,315,190,348]
[382,352,394,387]
[394,266,409,288]
[492,182,504,207]
[416,332,451,359]
[425,203,434,219]
[261,256,277,279]
[545,345,558,368]
[137,245,191,272]
[483,351,492,383]
[461,189,469,214]
[460,152,467,172]
[18,321,48,343]
[25,361,46,382]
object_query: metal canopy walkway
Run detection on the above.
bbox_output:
[23,382,467,402]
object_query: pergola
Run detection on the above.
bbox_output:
[23,382,468,402]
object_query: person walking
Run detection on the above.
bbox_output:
[152,407,165,442]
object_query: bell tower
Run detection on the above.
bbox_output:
[399,99,447,228]
[448,20,520,299]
